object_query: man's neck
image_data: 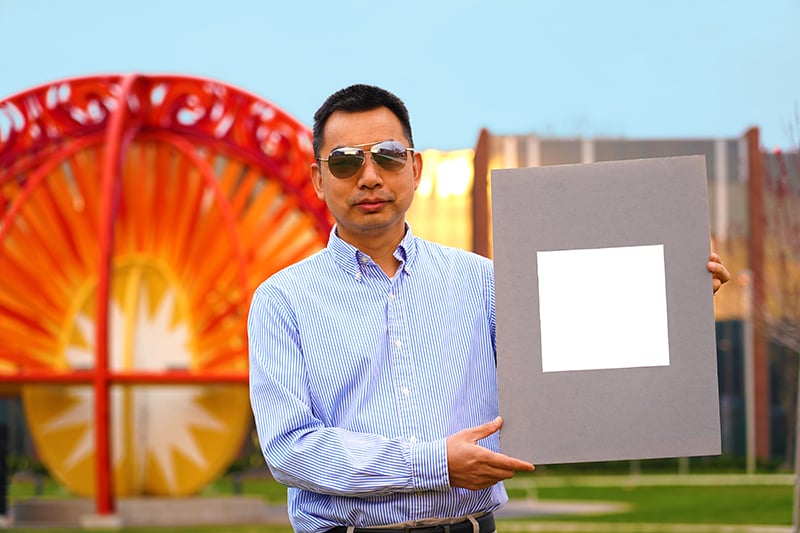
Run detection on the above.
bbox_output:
[338,225,406,277]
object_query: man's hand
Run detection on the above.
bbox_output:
[707,252,731,294]
[446,416,535,490]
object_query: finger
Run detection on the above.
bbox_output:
[495,455,534,475]
[480,464,519,483]
[500,455,535,472]
[713,278,722,294]
[464,416,503,443]
[707,261,731,282]
[718,264,731,283]
[462,458,535,490]
[516,459,536,472]
[482,449,535,472]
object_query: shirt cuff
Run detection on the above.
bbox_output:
[408,437,450,492]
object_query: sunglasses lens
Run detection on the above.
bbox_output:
[327,147,365,178]
[323,142,411,178]
[372,141,408,172]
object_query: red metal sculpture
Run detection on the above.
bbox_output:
[0,74,331,514]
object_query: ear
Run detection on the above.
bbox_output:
[411,150,423,191]
[311,162,325,200]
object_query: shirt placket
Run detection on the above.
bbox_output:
[386,271,419,445]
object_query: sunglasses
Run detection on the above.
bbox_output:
[318,140,414,179]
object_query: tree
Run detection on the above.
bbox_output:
[758,111,800,532]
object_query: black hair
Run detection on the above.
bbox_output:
[312,84,414,158]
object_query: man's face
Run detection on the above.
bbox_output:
[311,107,422,247]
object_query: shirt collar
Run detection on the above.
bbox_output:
[327,224,418,280]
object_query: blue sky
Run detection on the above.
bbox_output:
[1,0,797,151]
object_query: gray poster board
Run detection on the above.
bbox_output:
[492,155,720,464]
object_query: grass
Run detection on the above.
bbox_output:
[198,474,289,504]
[528,484,792,524]
[3,471,795,532]
[7,473,73,501]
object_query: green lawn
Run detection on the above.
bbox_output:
[528,484,792,524]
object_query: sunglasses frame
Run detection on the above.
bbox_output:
[318,140,415,179]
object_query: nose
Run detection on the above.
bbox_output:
[356,155,383,188]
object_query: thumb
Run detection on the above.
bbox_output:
[469,416,503,443]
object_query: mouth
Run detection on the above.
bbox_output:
[354,197,390,212]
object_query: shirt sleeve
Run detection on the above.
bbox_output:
[247,281,451,497]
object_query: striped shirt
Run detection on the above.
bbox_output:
[248,226,507,533]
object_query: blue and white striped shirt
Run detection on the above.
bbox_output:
[248,226,507,533]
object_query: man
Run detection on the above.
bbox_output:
[248,84,731,533]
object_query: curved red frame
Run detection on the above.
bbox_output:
[0,74,332,514]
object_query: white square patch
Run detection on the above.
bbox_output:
[537,244,670,373]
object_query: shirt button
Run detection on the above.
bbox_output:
[402,387,410,396]
[409,436,418,444]
[395,339,402,348]
[355,272,361,280]
[361,256,369,263]
[388,293,394,300]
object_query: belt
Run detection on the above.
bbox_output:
[327,513,495,533]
